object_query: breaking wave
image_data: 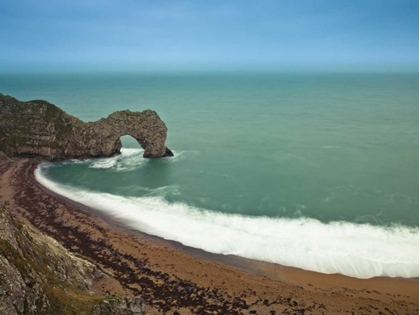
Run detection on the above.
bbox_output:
[88,148,146,171]
[84,148,196,171]
[35,165,419,279]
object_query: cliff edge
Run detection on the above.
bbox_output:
[0,204,145,315]
[0,94,173,160]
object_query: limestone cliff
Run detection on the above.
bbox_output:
[0,94,173,160]
[0,204,145,315]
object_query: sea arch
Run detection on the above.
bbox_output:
[89,109,174,158]
[0,94,173,160]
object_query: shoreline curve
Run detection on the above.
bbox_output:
[0,158,418,314]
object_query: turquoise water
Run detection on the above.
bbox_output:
[1,72,418,278]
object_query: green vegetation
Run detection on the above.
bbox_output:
[43,103,60,123]
[44,286,102,315]
[0,99,75,152]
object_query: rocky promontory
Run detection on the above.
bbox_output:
[0,94,173,160]
[0,203,145,315]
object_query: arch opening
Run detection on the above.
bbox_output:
[119,135,144,150]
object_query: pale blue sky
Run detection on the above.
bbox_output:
[0,0,418,72]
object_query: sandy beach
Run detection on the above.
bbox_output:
[0,158,418,315]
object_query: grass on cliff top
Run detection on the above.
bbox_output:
[0,100,74,151]
[32,100,75,140]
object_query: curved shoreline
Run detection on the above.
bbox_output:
[1,158,418,314]
[35,158,419,280]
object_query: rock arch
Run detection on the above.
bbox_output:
[82,109,174,158]
[0,94,173,160]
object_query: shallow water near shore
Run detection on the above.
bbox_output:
[2,71,418,278]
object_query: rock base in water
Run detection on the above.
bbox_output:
[0,93,173,160]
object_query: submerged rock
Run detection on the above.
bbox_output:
[0,93,173,160]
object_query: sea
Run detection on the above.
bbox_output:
[1,71,418,279]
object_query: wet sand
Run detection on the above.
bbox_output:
[0,158,418,314]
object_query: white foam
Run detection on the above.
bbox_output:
[89,158,117,169]
[119,148,144,156]
[87,148,196,171]
[88,148,146,171]
[35,165,419,279]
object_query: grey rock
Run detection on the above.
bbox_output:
[0,207,48,315]
[0,94,173,160]
[0,205,106,314]
[93,297,145,315]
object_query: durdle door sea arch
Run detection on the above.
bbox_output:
[0,94,173,160]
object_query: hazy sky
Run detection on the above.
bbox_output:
[1,0,418,72]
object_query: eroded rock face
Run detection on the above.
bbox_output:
[0,205,102,314]
[0,94,173,160]
[0,203,145,315]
